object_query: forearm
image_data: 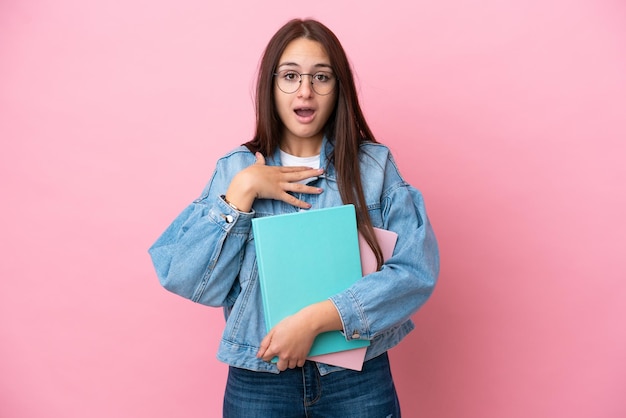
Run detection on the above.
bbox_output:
[299,300,344,334]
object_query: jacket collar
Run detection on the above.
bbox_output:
[267,136,337,182]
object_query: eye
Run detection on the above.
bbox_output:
[281,71,300,81]
[313,72,332,83]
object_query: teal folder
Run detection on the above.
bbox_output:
[251,204,370,360]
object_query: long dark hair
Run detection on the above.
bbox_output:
[244,19,383,270]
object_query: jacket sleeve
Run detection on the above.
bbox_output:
[148,152,255,307]
[329,153,440,340]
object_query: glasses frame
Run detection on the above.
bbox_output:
[273,70,337,96]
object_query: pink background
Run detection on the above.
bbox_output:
[2,1,625,417]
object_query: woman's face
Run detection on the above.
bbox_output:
[274,38,337,154]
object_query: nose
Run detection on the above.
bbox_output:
[297,74,314,97]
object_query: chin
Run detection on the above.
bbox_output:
[288,128,321,140]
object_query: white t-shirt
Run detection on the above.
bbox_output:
[279,149,321,185]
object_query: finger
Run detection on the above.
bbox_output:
[257,333,271,359]
[254,152,266,165]
[259,341,280,363]
[283,168,324,181]
[283,183,324,195]
[261,350,277,363]
[279,192,313,209]
[277,166,319,173]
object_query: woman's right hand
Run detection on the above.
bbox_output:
[224,152,324,211]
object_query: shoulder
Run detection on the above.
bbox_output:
[218,145,256,162]
[358,142,398,173]
[215,145,256,171]
[194,145,255,199]
[359,141,392,156]
[358,141,410,191]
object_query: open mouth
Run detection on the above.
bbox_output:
[294,108,315,117]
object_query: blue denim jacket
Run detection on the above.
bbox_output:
[149,137,439,375]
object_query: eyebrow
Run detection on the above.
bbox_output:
[277,62,334,71]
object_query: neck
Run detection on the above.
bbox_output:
[280,134,323,157]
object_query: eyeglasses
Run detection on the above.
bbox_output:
[273,70,337,96]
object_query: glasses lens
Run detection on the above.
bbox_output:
[276,70,300,94]
[311,72,335,95]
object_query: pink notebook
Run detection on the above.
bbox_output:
[308,227,398,370]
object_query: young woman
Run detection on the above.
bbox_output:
[149,18,439,417]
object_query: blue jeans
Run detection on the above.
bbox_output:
[223,352,401,417]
